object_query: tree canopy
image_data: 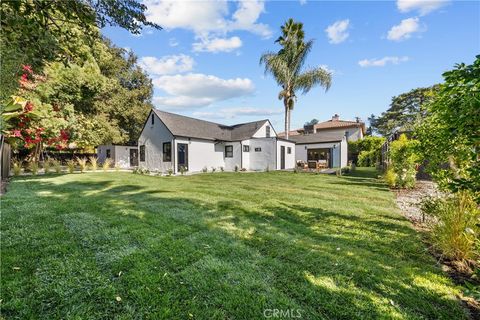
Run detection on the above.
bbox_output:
[369,86,437,137]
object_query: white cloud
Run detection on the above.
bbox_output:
[138,55,194,75]
[169,38,179,47]
[397,0,449,15]
[325,19,350,44]
[387,17,424,41]
[193,36,242,53]
[152,73,255,109]
[193,107,282,120]
[143,0,271,49]
[358,56,409,67]
[299,0,307,5]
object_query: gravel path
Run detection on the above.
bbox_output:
[394,180,442,224]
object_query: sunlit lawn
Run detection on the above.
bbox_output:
[0,168,467,319]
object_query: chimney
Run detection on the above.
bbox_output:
[332,114,340,121]
[355,117,361,123]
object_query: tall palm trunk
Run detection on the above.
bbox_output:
[284,99,290,139]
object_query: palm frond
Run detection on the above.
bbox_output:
[294,67,332,94]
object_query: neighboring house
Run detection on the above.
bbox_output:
[289,132,348,168]
[97,144,139,168]
[138,109,295,173]
[281,114,366,142]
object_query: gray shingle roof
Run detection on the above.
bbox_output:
[288,132,345,144]
[152,109,268,141]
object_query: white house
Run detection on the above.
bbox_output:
[289,132,348,169]
[97,145,138,168]
[138,109,295,173]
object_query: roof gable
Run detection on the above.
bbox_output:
[152,109,269,141]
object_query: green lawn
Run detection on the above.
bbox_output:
[1,169,467,319]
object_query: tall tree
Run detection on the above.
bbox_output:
[0,0,160,101]
[370,87,437,136]
[260,19,331,139]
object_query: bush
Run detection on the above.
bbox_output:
[388,134,419,188]
[102,158,112,171]
[43,159,52,174]
[89,156,98,171]
[52,159,62,173]
[384,168,397,188]
[179,166,186,175]
[202,166,208,173]
[220,166,224,172]
[349,136,385,167]
[67,159,76,173]
[29,161,39,175]
[76,157,88,173]
[421,191,480,262]
[133,167,150,175]
[234,165,239,172]
[211,167,216,173]
[12,160,22,176]
[167,168,173,176]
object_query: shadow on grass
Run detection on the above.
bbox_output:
[0,174,467,319]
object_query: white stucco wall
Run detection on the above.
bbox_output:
[241,140,250,170]
[276,140,296,170]
[252,121,277,138]
[138,111,174,172]
[97,145,114,164]
[340,138,348,167]
[114,146,138,168]
[222,141,241,171]
[249,138,276,171]
[174,138,225,173]
[315,127,363,141]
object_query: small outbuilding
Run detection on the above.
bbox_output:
[97,144,139,168]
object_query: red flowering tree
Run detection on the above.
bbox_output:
[1,66,74,161]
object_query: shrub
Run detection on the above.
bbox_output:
[52,159,62,173]
[202,166,208,173]
[384,168,397,188]
[12,160,22,176]
[265,165,270,172]
[421,191,480,262]
[388,134,419,188]
[76,157,88,173]
[220,166,224,172]
[88,156,98,171]
[67,159,76,173]
[133,167,150,175]
[115,164,120,172]
[43,159,52,174]
[179,166,186,175]
[349,136,385,167]
[211,167,216,173]
[29,161,39,175]
[234,165,239,172]
[102,158,112,171]
[240,168,247,172]
[167,168,173,176]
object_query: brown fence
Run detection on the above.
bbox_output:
[0,135,11,180]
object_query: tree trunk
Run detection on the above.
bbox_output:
[284,99,289,139]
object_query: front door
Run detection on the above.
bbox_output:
[280,146,286,169]
[130,149,138,167]
[177,143,188,171]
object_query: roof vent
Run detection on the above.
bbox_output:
[332,114,340,121]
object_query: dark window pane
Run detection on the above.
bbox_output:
[255,147,261,152]
[266,126,271,138]
[163,142,172,161]
[151,114,155,125]
[287,147,292,154]
[243,145,250,152]
[225,145,233,158]
[140,145,145,161]
[106,149,111,158]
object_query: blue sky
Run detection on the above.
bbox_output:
[102,0,480,131]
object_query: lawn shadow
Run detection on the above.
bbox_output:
[0,174,468,319]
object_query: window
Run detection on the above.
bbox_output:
[140,145,145,161]
[225,145,233,158]
[255,147,262,152]
[151,114,155,126]
[106,149,111,158]
[266,125,271,138]
[287,147,292,154]
[345,131,350,139]
[243,145,250,152]
[163,142,172,162]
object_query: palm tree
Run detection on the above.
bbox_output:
[260,18,332,139]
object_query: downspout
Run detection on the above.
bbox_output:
[240,141,243,170]
[172,138,176,174]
